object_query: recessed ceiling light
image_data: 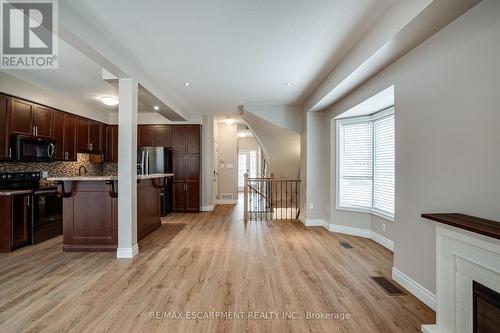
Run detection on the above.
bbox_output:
[285,82,292,87]
[153,106,159,110]
[183,82,190,86]
[100,96,119,106]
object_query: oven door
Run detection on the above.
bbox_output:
[12,135,56,162]
[32,189,63,244]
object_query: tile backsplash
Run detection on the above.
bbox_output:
[0,154,118,178]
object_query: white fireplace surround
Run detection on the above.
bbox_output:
[422,224,500,333]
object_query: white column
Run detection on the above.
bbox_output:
[201,115,214,211]
[116,77,138,258]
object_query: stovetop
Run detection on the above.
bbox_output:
[0,172,41,190]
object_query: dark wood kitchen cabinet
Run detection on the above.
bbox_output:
[76,118,102,153]
[0,94,9,160]
[105,125,118,162]
[33,105,53,138]
[173,125,201,212]
[63,114,77,161]
[9,98,53,138]
[0,192,31,253]
[138,125,155,147]
[52,110,65,160]
[138,124,172,147]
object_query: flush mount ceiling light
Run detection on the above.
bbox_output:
[100,96,119,106]
[224,117,235,125]
[285,82,292,87]
[153,106,160,110]
[183,82,190,86]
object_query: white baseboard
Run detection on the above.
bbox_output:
[301,218,329,229]
[371,231,395,252]
[421,324,438,333]
[329,224,371,238]
[200,205,214,211]
[215,199,237,204]
[327,224,394,252]
[392,267,436,311]
[116,244,139,259]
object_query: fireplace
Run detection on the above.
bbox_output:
[473,281,500,333]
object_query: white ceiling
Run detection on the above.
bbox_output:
[67,0,394,115]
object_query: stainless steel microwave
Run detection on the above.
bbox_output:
[11,135,56,162]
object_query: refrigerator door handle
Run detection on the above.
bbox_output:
[141,150,145,175]
[146,151,150,174]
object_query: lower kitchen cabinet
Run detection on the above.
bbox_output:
[0,192,31,253]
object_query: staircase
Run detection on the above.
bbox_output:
[244,174,300,221]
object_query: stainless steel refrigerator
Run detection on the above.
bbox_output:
[137,147,173,215]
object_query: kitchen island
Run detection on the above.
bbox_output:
[47,173,173,252]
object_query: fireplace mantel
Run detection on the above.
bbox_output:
[422,213,500,333]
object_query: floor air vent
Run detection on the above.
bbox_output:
[371,276,406,296]
[340,242,353,249]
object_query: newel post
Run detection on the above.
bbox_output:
[244,173,249,221]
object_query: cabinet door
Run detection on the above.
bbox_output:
[0,94,9,160]
[155,125,172,147]
[173,155,186,181]
[33,105,53,138]
[11,194,30,250]
[138,125,155,147]
[186,183,199,212]
[52,111,65,160]
[173,182,187,211]
[106,125,118,162]
[172,126,186,154]
[185,125,200,154]
[89,121,102,152]
[76,118,89,152]
[186,155,200,181]
[64,115,77,160]
[10,98,34,136]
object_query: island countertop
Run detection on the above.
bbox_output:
[47,173,174,182]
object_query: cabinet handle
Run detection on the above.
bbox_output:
[8,147,11,159]
[26,196,30,206]
[89,143,93,151]
[36,126,38,136]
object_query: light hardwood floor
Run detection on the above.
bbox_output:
[0,203,434,332]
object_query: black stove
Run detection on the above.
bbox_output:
[0,172,62,245]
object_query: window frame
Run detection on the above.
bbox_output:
[336,107,395,222]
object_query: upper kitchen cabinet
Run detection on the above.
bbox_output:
[0,94,10,160]
[138,124,172,147]
[63,114,77,161]
[9,98,33,136]
[9,98,53,138]
[105,125,118,163]
[33,105,53,138]
[155,125,172,147]
[52,111,77,161]
[76,118,102,153]
[173,125,200,154]
[138,125,155,147]
[52,111,65,160]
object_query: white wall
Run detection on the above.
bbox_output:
[216,122,238,200]
[324,0,500,294]
[243,105,302,133]
[109,112,202,125]
[0,71,110,123]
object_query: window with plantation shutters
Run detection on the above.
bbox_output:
[338,121,373,209]
[336,108,395,221]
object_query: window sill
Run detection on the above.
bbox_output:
[336,206,394,222]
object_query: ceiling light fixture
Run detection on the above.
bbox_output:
[153,106,159,110]
[224,117,235,125]
[100,96,119,106]
[285,82,292,87]
[183,82,190,86]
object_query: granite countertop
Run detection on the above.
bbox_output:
[47,173,174,182]
[0,189,33,196]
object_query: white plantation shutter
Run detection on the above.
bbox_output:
[338,121,373,209]
[373,114,395,217]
